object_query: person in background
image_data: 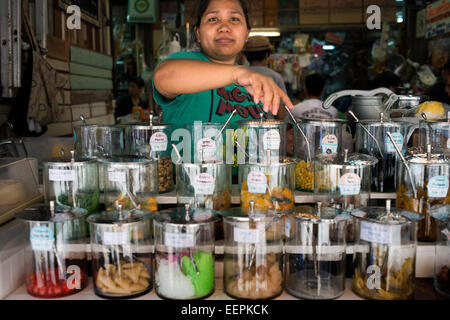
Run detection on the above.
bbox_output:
[287,73,338,121]
[115,77,148,121]
[371,71,401,93]
[426,62,450,106]
[242,36,288,120]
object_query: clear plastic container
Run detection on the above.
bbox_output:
[223,206,284,300]
[396,148,450,242]
[355,119,409,192]
[184,122,226,163]
[176,162,231,211]
[419,119,450,156]
[294,118,346,192]
[43,154,99,216]
[351,203,419,300]
[285,205,347,300]
[99,156,158,212]
[124,123,174,193]
[15,203,89,298]
[432,211,450,298]
[239,158,295,213]
[73,125,124,159]
[236,119,287,163]
[87,207,154,299]
[314,151,378,212]
[154,205,219,300]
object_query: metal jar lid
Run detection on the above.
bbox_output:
[15,203,88,223]
[155,205,220,226]
[98,155,154,165]
[406,145,450,165]
[125,123,172,131]
[301,118,347,127]
[289,204,343,222]
[236,119,287,129]
[245,157,296,167]
[87,207,153,225]
[44,150,97,168]
[316,150,378,168]
[351,201,422,225]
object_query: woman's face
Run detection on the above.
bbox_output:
[195,0,249,64]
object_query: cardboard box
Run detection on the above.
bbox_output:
[300,9,329,24]
[299,0,329,10]
[330,0,362,8]
[264,9,278,26]
[329,8,363,23]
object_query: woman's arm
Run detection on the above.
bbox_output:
[154,59,293,115]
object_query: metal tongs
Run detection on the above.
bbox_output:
[386,131,417,199]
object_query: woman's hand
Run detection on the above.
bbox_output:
[232,66,294,116]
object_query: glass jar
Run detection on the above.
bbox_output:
[223,208,284,300]
[285,205,347,300]
[419,119,450,156]
[43,155,99,216]
[432,210,450,298]
[239,158,295,213]
[87,207,154,299]
[154,205,219,300]
[124,124,174,193]
[99,156,158,212]
[355,119,409,192]
[15,203,89,298]
[314,151,378,211]
[396,149,450,242]
[351,203,419,300]
[176,162,231,211]
[294,118,347,192]
[236,119,287,163]
[74,125,124,159]
[184,122,226,163]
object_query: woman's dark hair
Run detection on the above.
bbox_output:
[193,0,251,31]
[244,49,271,63]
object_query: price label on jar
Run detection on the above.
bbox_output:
[262,130,281,150]
[150,132,168,152]
[427,175,449,198]
[49,169,75,182]
[103,231,128,246]
[338,173,361,196]
[360,221,393,244]
[447,138,450,149]
[385,132,404,153]
[194,173,215,195]
[285,219,291,238]
[197,138,216,162]
[164,232,195,248]
[234,227,259,244]
[321,134,338,154]
[30,226,55,251]
[247,171,268,194]
[108,170,126,183]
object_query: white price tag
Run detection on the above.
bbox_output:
[285,219,291,238]
[103,232,128,246]
[234,227,259,244]
[262,130,281,150]
[360,221,393,244]
[30,226,55,251]
[194,173,215,195]
[150,132,168,152]
[108,170,126,183]
[247,171,268,194]
[427,176,449,198]
[197,138,216,162]
[385,132,404,153]
[49,169,75,182]
[339,173,361,196]
[447,138,450,149]
[321,134,338,154]
[164,232,195,248]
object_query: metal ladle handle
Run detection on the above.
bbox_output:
[348,111,384,157]
[214,110,237,141]
[284,105,312,163]
[386,132,417,199]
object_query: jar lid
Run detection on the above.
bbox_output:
[126,123,172,130]
[359,119,408,127]
[155,206,220,225]
[98,155,154,165]
[221,207,281,223]
[290,206,342,222]
[87,209,153,225]
[44,157,96,167]
[301,118,347,125]
[246,157,295,166]
[406,152,449,165]
[74,124,123,130]
[15,204,88,223]
[317,152,378,167]
[236,119,286,128]
[350,207,423,224]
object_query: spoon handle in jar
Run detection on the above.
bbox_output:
[215,110,237,141]
[284,105,312,163]
[348,111,384,157]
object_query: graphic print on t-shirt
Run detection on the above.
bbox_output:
[215,86,266,120]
